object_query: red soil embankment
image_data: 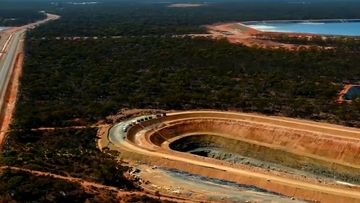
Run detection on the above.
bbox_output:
[206,22,323,50]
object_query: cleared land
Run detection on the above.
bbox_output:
[206,22,332,50]
[100,110,360,203]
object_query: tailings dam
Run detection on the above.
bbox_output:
[244,20,360,36]
[101,111,360,202]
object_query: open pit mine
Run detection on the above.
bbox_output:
[99,111,360,203]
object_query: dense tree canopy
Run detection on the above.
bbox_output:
[0,170,91,202]
[2,128,135,190]
[13,37,360,128]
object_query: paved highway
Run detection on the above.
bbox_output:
[0,13,59,117]
[0,13,59,146]
[0,31,23,112]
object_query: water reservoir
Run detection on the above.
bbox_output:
[245,20,360,36]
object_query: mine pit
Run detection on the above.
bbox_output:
[106,111,360,202]
[169,133,360,183]
[148,119,360,184]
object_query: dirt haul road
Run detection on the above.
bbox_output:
[101,110,360,203]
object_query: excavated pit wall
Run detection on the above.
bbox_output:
[170,134,360,183]
[147,119,360,183]
[116,112,360,202]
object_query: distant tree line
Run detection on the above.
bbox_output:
[0,2,46,26]
[26,1,360,37]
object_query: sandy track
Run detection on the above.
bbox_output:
[102,110,360,202]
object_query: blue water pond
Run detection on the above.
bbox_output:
[245,20,360,36]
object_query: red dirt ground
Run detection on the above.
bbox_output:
[206,22,329,50]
